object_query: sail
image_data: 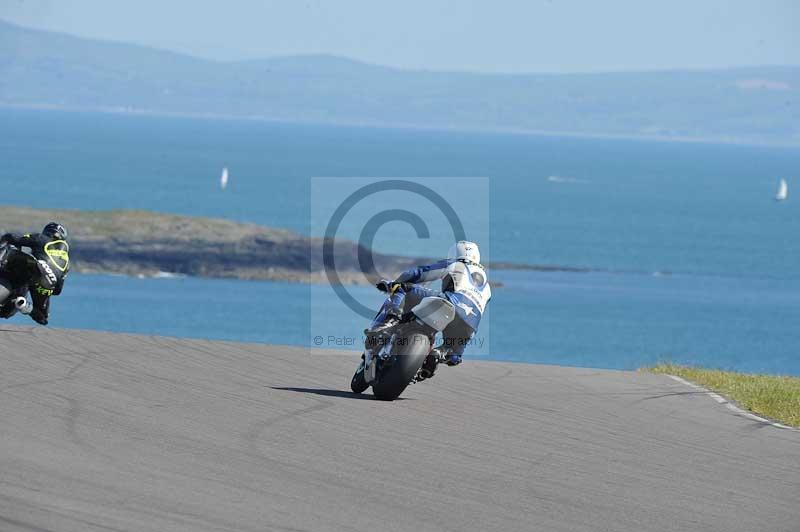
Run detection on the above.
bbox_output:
[776,179,788,201]
[220,167,229,190]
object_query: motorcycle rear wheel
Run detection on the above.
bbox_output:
[371,332,430,401]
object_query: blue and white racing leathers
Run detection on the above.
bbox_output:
[369,258,491,357]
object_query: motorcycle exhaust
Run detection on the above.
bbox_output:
[14,296,32,315]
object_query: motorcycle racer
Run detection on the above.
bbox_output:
[0,222,70,325]
[365,240,491,379]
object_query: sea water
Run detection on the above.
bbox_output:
[2,109,799,374]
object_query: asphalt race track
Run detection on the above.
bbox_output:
[1,326,798,532]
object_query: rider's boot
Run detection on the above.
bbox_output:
[416,351,439,381]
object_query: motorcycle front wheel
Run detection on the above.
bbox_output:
[0,277,13,307]
[350,355,369,394]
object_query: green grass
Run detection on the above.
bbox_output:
[646,364,800,428]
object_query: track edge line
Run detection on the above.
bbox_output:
[666,374,798,432]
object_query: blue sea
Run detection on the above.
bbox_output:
[2,108,800,374]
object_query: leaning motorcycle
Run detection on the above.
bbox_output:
[350,282,456,401]
[0,243,56,318]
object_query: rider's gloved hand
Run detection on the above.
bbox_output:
[444,353,462,366]
[30,309,48,326]
[375,279,403,294]
[375,279,390,292]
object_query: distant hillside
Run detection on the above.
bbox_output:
[1,19,798,144]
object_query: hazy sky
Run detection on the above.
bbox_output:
[2,0,798,73]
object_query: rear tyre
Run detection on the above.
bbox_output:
[371,332,430,401]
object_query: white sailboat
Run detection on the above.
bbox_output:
[220,167,229,190]
[775,178,788,201]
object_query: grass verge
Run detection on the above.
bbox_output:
[646,364,800,428]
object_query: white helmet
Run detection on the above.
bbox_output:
[448,240,480,265]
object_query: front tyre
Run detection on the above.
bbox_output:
[0,278,13,316]
[351,367,369,394]
[371,332,431,401]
